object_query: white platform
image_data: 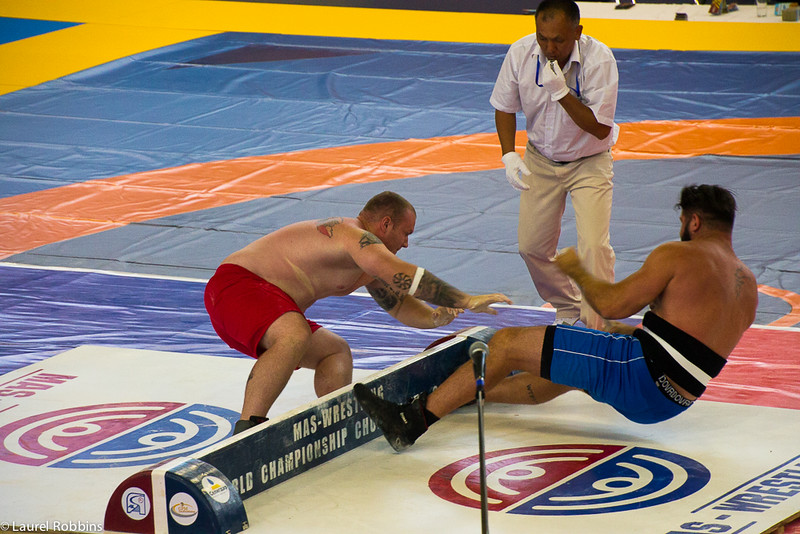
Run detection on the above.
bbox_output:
[244,393,800,534]
[1,346,798,533]
[0,346,370,530]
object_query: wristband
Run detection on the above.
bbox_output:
[408,267,425,295]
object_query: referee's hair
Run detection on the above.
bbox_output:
[535,0,581,25]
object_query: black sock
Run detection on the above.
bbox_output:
[233,415,268,435]
[423,408,439,427]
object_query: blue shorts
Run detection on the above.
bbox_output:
[541,325,689,424]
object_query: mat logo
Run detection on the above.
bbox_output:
[429,444,710,515]
[0,402,239,468]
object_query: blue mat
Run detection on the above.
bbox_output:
[1,33,798,375]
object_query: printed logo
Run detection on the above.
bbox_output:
[169,492,198,526]
[0,402,238,468]
[429,444,710,515]
[202,475,231,504]
[122,487,151,520]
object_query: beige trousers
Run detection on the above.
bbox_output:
[518,143,616,329]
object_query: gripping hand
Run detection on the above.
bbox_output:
[431,306,463,327]
[541,60,569,102]
[466,293,513,315]
[501,152,531,191]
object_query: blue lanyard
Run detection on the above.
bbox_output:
[534,57,582,99]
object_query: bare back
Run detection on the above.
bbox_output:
[649,238,757,358]
[221,218,376,310]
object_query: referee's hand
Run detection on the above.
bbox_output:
[501,152,531,191]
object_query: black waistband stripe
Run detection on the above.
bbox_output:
[655,374,694,408]
[540,325,556,381]
[634,311,727,398]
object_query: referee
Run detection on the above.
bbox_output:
[491,0,619,330]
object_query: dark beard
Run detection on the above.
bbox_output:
[680,227,691,242]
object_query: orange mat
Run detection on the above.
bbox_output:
[1,117,797,261]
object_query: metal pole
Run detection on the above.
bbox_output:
[469,341,490,534]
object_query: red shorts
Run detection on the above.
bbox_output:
[204,263,322,358]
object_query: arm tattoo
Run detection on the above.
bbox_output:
[526,383,537,403]
[368,285,402,311]
[413,271,461,308]
[393,272,412,291]
[359,231,382,249]
[316,217,342,238]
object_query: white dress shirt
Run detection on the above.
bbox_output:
[490,33,620,162]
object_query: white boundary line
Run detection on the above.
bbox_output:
[0,261,210,283]
[2,261,798,333]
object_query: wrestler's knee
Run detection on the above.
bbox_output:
[306,331,352,375]
[488,327,525,367]
[260,312,314,357]
[324,342,353,377]
[489,326,546,371]
[314,346,353,396]
[331,334,352,357]
[322,333,352,364]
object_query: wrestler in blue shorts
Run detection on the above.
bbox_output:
[355,310,728,451]
[543,313,722,425]
[354,184,755,452]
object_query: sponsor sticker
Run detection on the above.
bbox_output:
[202,475,231,504]
[121,487,151,521]
[169,492,198,526]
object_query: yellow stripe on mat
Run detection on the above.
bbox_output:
[4,0,800,46]
[1,0,798,95]
[0,23,217,96]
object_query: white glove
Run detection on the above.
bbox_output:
[501,152,531,191]
[541,60,569,102]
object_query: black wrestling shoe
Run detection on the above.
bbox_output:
[233,415,268,435]
[353,383,428,452]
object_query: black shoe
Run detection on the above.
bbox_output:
[353,383,428,452]
[233,415,268,435]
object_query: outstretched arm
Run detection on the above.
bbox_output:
[414,270,511,314]
[367,281,463,328]
[354,231,512,319]
[366,267,511,322]
[555,245,675,319]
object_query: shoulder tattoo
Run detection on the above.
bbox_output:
[359,231,382,249]
[734,266,747,298]
[316,217,343,238]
